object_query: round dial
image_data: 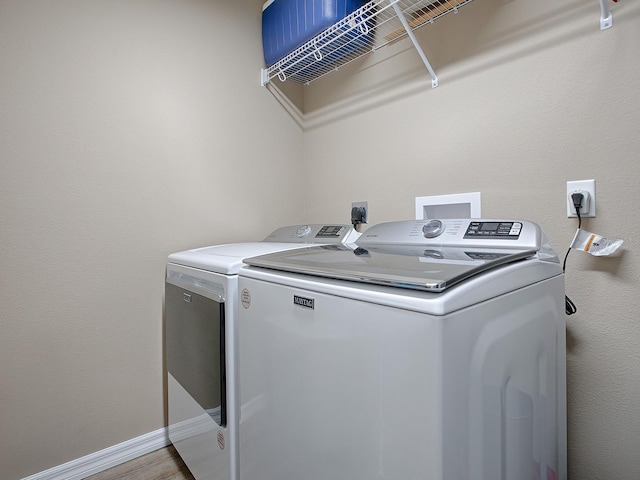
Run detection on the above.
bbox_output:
[296,225,311,237]
[422,220,445,238]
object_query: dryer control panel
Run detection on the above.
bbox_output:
[264,224,360,244]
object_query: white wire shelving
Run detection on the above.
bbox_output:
[260,0,474,88]
[260,0,615,88]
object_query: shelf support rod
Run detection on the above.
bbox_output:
[599,0,613,30]
[390,1,438,88]
[260,68,270,87]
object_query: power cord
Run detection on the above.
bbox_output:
[563,192,584,315]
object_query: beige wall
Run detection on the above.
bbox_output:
[302,1,640,479]
[2,0,639,479]
[0,1,303,479]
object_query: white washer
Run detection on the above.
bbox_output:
[165,224,360,480]
[238,219,567,480]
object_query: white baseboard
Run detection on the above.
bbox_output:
[22,427,171,480]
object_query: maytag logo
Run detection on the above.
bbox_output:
[293,295,314,309]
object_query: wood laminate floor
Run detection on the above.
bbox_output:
[84,445,195,480]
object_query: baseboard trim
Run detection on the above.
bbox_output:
[22,427,170,480]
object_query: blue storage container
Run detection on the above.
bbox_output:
[262,0,370,67]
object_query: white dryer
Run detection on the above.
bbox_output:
[238,219,567,480]
[165,224,360,480]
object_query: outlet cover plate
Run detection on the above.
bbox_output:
[567,179,596,217]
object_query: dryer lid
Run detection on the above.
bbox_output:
[167,224,360,275]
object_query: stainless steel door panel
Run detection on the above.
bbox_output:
[166,282,226,426]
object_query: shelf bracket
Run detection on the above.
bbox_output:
[600,0,613,30]
[390,1,438,88]
[261,68,269,87]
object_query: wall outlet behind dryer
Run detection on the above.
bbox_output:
[351,201,368,225]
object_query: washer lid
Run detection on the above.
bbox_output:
[243,219,558,292]
[243,244,538,292]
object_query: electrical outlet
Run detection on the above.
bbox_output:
[567,179,596,217]
[351,201,368,225]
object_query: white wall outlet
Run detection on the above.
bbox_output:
[567,179,596,217]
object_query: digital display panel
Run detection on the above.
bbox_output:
[464,221,522,239]
[316,225,345,237]
[481,222,500,231]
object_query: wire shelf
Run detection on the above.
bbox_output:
[261,0,475,87]
[261,0,614,87]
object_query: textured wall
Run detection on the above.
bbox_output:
[301,1,640,479]
[0,1,303,479]
[2,1,639,479]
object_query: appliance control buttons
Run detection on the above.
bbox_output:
[423,220,445,238]
[296,225,311,237]
[509,222,522,236]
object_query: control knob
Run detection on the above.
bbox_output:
[296,225,312,237]
[422,220,445,239]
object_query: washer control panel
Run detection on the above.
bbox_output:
[358,219,541,250]
[464,221,522,239]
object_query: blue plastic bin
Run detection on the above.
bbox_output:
[262,0,369,67]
